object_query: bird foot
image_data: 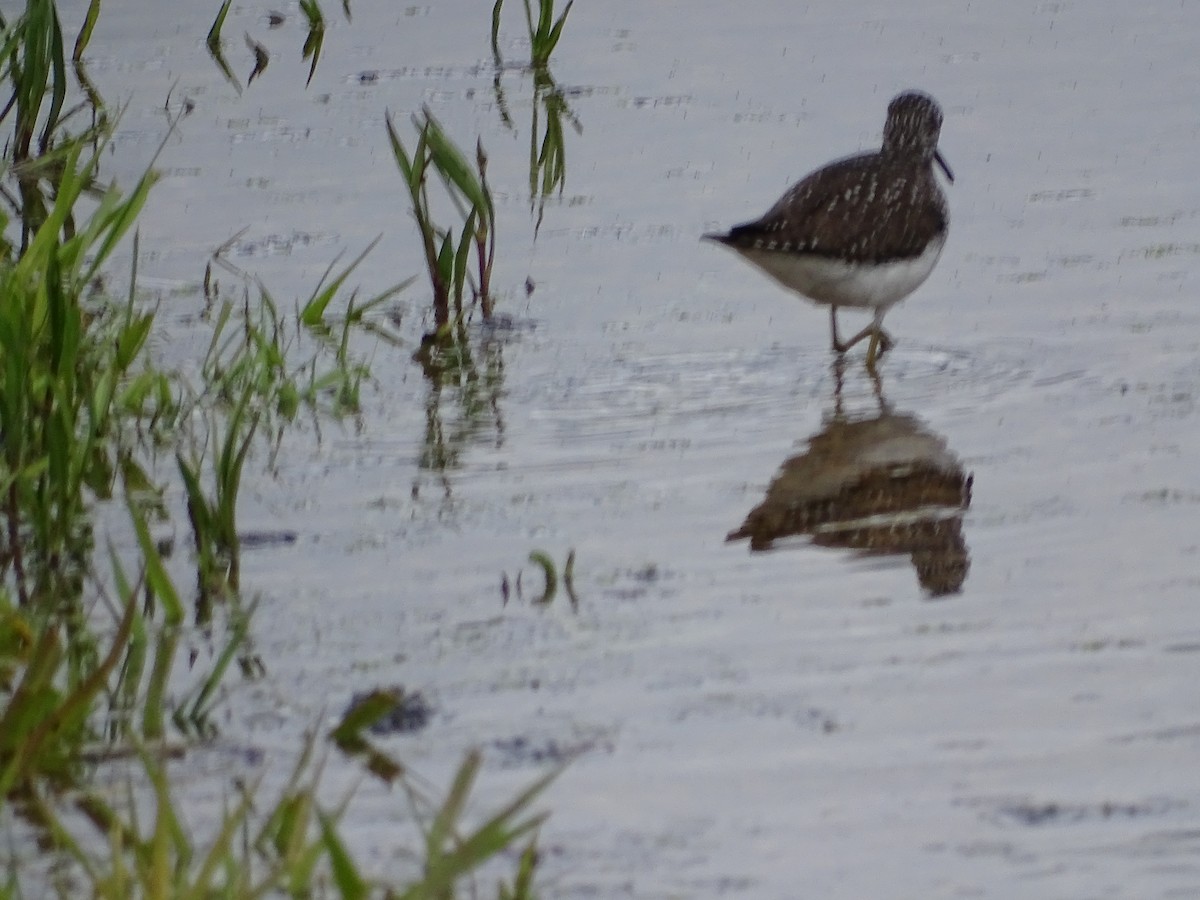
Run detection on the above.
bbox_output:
[833,326,894,357]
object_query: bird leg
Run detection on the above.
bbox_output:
[831,307,894,362]
[866,330,883,370]
[829,306,846,353]
[834,321,894,356]
[863,309,893,369]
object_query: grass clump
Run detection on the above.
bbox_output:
[0,137,161,608]
[2,2,561,897]
[490,0,573,70]
[387,107,497,345]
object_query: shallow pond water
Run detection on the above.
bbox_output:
[49,0,1200,895]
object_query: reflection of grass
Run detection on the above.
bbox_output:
[418,334,506,483]
[207,0,342,91]
[503,549,578,608]
[1135,242,1200,259]
[298,0,325,87]
[3,3,558,896]
[529,68,582,234]
[490,0,581,234]
[0,0,109,249]
[205,0,240,93]
[245,33,269,85]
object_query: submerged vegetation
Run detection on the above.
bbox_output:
[1,0,577,895]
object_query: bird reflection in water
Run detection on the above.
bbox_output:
[728,359,973,597]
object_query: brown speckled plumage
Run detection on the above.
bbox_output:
[704,90,953,362]
[709,91,951,264]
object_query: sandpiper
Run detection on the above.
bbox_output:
[704,90,953,366]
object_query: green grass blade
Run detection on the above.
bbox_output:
[141,618,178,740]
[318,808,368,899]
[205,0,242,93]
[177,452,214,548]
[385,112,415,186]
[300,237,380,327]
[426,748,480,857]
[8,590,139,793]
[207,0,232,48]
[453,209,476,305]
[329,689,402,746]
[544,0,573,57]
[185,601,255,728]
[420,108,488,214]
[491,0,504,61]
[72,0,102,60]
[188,774,261,893]
[34,0,68,154]
[346,275,415,323]
[536,0,553,42]
[435,231,455,291]
[300,0,326,87]
[81,170,160,286]
[126,490,184,624]
[528,550,557,604]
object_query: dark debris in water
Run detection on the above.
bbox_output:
[599,563,676,602]
[239,529,297,549]
[671,696,839,734]
[490,733,607,768]
[478,312,537,337]
[977,796,1179,827]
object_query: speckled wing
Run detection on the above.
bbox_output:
[718,152,948,265]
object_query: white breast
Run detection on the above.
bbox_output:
[735,233,946,310]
